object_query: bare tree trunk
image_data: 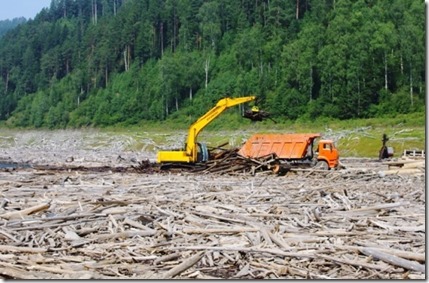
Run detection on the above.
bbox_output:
[79,86,83,106]
[296,0,299,19]
[153,26,156,52]
[113,0,117,16]
[309,65,313,101]
[274,67,277,87]
[262,0,267,26]
[123,46,130,72]
[66,59,70,75]
[173,5,177,52]
[5,71,9,93]
[409,62,413,107]
[63,0,67,18]
[189,88,193,101]
[128,45,131,69]
[91,0,98,25]
[160,22,164,57]
[92,0,95,24]
[176,97,179,111]
[357,74,361,116]
[384,52,388,90]
[95,0,98,24]
[196,33,202,50]
[105,65,108,87]
[204,57,210,90]
[123,49,128,72]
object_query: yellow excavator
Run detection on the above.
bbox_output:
[157,96,256,164]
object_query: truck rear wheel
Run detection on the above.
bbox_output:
[315,160,329,170]
[272,164,291,176]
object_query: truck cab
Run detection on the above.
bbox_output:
[316,140,339,169]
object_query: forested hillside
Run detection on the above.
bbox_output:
[0,0,424,128]
[0,18,26,38]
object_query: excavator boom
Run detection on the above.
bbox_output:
[157,96,256,163]
[185,96,256,156]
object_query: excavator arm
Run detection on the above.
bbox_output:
[185,96,256,158]
[157,96,256,163]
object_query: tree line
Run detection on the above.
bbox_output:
[0,0,424,128]
[0,17,27,38]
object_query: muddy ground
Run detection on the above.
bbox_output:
[0,130,425,279]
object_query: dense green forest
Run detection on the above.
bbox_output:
[0,0,425,128]
[0,17,26,38]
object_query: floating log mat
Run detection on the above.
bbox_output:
[0,156,425,279]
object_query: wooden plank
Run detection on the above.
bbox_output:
[360,247,425,273]
[161,252,204,279]
[89,230,156,242]
[0,266,38,279]
[369,220,425,232]
[0,245,47,253]
[182,227,259,234]
[340,202,409,215]
[317,254,390,271]
[153,252,182,265]
[0,202,51,220]
[352,241,425,262]
[172,245,316,259]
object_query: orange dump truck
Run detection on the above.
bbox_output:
[238,133,339,169]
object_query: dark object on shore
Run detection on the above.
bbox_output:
[379,133,394,160]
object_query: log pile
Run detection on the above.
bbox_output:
[402,149,425,159]
[130,146,288,176]
[193,146,287,175]
[381,158,425,176]
[0,160,425,279]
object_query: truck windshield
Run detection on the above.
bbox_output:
[323,143,332,150]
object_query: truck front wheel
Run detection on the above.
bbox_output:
[315,160,329,170]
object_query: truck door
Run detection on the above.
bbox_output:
[318,141,339,168]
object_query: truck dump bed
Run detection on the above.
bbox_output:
[238,133,321,159]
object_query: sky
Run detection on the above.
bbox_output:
[0,0,51,21]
